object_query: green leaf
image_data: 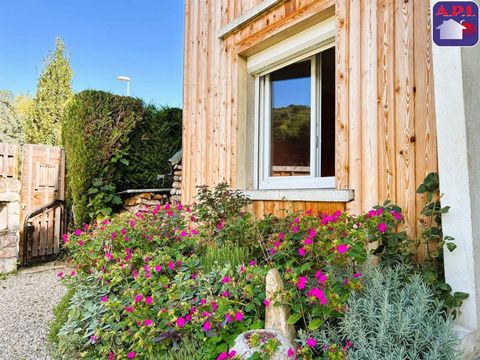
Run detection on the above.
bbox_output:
[446,243,457,252]
[454,292,470,300]
[287,313,302,325]
[308,318,323,330]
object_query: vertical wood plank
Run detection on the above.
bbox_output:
[347,0,362,213]
[335,0,350,189]
[377,0,397,204]
[361,0,378,210]
[395,0,416,236]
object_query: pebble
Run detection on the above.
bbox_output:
[0,263,68,360]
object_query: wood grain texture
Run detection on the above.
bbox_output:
[182,0,438,238]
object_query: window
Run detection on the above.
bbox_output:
[255,45,335,189]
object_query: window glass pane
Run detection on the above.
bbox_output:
[270,60,311,177]
[321,47,335,177]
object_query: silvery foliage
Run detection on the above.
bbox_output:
[342,265,461,360]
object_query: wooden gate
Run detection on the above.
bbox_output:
[20,144,66,265]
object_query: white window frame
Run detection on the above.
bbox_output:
[248,17,336,190]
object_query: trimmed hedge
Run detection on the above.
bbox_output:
[62,90,181,225]
[121,105,182,189]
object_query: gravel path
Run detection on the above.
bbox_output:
[0,263,68,360]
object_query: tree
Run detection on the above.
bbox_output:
[23,37,73,145]
[0,90,24,144]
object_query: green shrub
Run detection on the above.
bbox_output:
[121,105,182,189]
[62,90,144,224]
[341,265,460,360]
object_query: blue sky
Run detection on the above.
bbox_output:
[0,1,185,107]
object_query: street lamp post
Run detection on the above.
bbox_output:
[117,76,131,96]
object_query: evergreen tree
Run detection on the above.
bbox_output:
[0,90,24,144]
[23,37,73,145]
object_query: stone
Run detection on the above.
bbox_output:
[265,268,296,343]
[6,179,21,193]
[0,257,17,273]
[231,329,295,360]
[0,247,17,258]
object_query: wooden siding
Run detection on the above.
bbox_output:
[182,0,437,233]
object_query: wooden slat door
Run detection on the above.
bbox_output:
[19,144,65,263]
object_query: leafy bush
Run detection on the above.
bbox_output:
[121,105,182,189]
[62,91,182,225]
[48,287,74,345]
[341,265,460,360]
[62,90,143,224]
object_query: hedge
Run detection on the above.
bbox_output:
[62,90,181,225]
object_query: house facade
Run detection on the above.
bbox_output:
[182,0,480,357]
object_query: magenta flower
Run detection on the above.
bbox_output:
[134,294,143,302]
[154,265,162,272]
[298,248,306,256]
[127,352,136,359]
[73,229,82,236]
[234,311,243,321]
[304,237,312,245]
[101,295,108,303]
[287,348,295,357]
[144,319,153,327]
[222,291,230,297]
[352,272,362,278]
[125,306,134,313]
[307,288,327,305]
[225,313,233,323]
[217,352,228,360]
[177,317,186,328]
[274,240,281,248]
[203,321,211,332]
[57,272,64,278]
[62,234,69,244]
[263,299,270,307]
[221,276,230,284]
[306,338,317,348]
[309,228,316,238]
[145,296,153,305]
[297,276,308,290]
[228,351,237,358]
[77,240,84,246]
[90,335,97,344]
[177,203,183,211]
[168,261,175,270]
[391,210,402,221]
[278,232,285,240]
[315,271,327,284]
[293,226,299,233]
[212,302,218,312]
[70,270,76,277]
[164,203,170,210]
[337,244,348,254]
[378,222,387,233]
[248,260,256,266]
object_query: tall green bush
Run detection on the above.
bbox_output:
[121,105,182,189]
[62,90,144,224]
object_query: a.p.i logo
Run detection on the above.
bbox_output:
[433,1,479,46]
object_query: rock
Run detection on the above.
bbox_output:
[231,329,295,360]
[265,269,296,343]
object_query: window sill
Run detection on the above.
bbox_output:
[241,189,354,202]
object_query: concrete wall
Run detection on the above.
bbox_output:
[0,178,21,273]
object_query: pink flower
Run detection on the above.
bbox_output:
[70,270,76,277]
[309,228,316,238]
[177,317,186,328]
[57,272,64,278]
[164,203,170,210]
[125,306,134,313]
[307,288,327,305]
[391,210,402,221]
[225,313,233,323]
[293,226,299,233]
[344,340,353,349]
[217,352,228,360]
[203,321,211,332]
[134,294,144,302]
[154,265,162,272]
[177,203,183,211]
[62,234,69,244]
[306,338,317,348]
[109,352,114,360]
[145,296,153,305]
[248,260,256,266]
[287,348,295,357]
[168,261,175,270]
[352,272,362,278]
[127,352,136,359]
[83,223,89,231]
[90,335,97,344]
[234,311,243,321]
[216,221,225,230]
[228,351,237,358]
[298,248,306,256]
[222,291,230,297]
[101,296,108,303]
[144,319,153,327]
[304,237,312,245]
[274,240,281,248]
[263,299,270,307]
[74,229,82,236]
[191,273,197,279]
[278,232,285,240]
[337,244,348,254]
[378,222,387,233]
[221,276,230,284]
[77,240,84,246]
[297,276,308,290]
[212,302,218,312]
[315,271,327,284]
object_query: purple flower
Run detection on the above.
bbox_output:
[306,338,317,348]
